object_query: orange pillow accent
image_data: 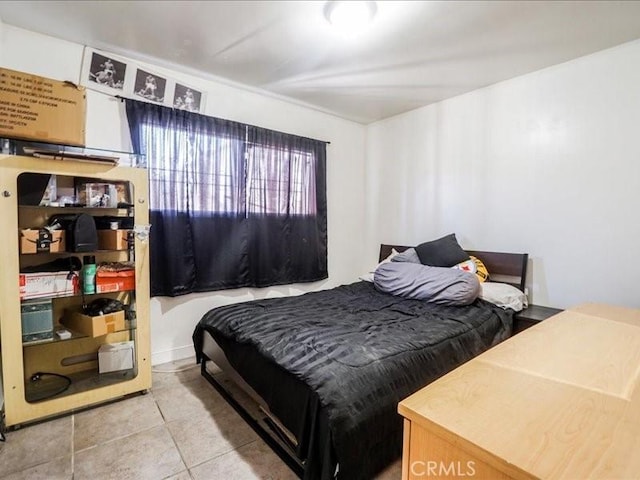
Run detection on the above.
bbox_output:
[452,256,489,282]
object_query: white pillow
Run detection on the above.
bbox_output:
[480,282,528,311]
[359,249,399,283]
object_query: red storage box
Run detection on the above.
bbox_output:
[96,269,135,293]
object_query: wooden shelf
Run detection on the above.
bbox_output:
[18,204,132,211]
[22,320,137,347]
[25,368,137,403]
[19,289,135,303]
[0,153,151,429]
[19,250,132,258]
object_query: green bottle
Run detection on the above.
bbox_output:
[82,255,96,294]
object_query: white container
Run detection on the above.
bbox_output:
[19,271,78,300]
[98,341,134,373]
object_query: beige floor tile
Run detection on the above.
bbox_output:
[0,416,72,477]
[0,455,72,480]
[74,393,164,451]
[189,439,298,480]
[1,359,404,480]
[152,376,228,423]
[73,425,186,480]
[166,402,257,468]
[163,470,193,480]
[151,358,203,391]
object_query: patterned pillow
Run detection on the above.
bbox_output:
[452,256,489,282]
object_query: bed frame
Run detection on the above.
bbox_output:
[200,334,305,475]
[199,244,529,478]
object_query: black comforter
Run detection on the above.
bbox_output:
[193,281,513,480]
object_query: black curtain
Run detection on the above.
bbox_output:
[125,99,327,296]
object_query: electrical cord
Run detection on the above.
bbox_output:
[29,372,72,402]
[151,364,198,374]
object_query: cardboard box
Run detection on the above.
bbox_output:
[62,309,125,338]
[20,229,65,254]
[98,230,131,250]
[19,271,79,300]
[0,68,86,146]
[98,341,134,373]
[96,269,135,293]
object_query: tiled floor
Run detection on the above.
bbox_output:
[0,358,401,480]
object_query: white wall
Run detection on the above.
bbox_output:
[6,22,640,362]
[366,39,640,310]
[1,25,367,364]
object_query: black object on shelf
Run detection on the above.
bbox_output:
[17,173,51,206]
[48,213,98,252]
[20,256,82,274]
[83,298,124,316]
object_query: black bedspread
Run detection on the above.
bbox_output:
[193,281,513,480]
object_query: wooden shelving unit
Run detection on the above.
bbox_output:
[0,152,151,429]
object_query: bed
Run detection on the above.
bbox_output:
[192,244,528,480]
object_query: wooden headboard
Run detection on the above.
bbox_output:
[379,244,528,292]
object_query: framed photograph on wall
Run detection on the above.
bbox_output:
[172,83,205,112]
[80,47,208,113]
[80,48,132,95]
[133,68,166,104]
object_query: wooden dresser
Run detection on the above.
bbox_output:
[398,303,640,479]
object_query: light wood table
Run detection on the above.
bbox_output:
[398,303,640,479]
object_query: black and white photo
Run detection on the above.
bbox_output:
[134,68,166,103]
[80,48,206,111]
[173,83,203,112]
[87,52,126,90]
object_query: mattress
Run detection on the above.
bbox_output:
[193,281,513,480]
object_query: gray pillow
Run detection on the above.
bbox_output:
[391,248,421,264]
[415,233,469,267]
[374,262,480,306]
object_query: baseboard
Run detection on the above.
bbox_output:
[151,344,196,366]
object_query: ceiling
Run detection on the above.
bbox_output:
[2,1,640,124]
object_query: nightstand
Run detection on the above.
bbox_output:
[514,304,563,334]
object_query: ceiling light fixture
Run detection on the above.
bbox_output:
[324,1,377,35]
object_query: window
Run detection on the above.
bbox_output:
[126,99,328,296]
[246,144,316,216]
